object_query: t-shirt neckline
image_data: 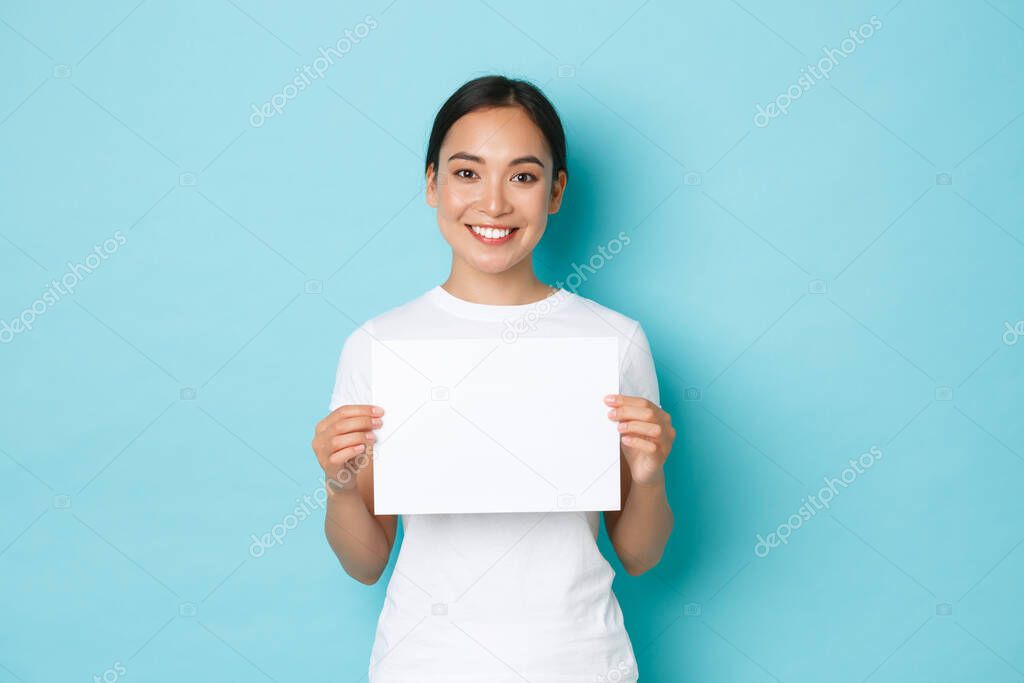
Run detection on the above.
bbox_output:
[427,284,576,321]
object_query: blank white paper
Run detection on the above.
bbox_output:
[370,336,621,515]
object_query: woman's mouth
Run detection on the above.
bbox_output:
[466,224,519,245]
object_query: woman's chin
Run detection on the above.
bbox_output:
[471,259,516,275]
[457,252,518,275]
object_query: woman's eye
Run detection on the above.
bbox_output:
[453,169,536,182]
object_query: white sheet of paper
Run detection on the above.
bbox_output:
[370,336,621,515]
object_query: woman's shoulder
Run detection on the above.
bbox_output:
[337,286,438,347]
[562,289,659,401]
[561,289,645,339]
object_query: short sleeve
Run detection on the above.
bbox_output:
[620,321,660,407]
[328,324,373,411]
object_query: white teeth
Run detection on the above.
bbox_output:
[470,225,513,239]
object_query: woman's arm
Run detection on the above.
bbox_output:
[602,394,676,575]
[324,461,397,584]
[605,448,673,575]
[313,405,397,584]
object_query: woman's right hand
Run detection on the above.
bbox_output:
[311,404,383,492]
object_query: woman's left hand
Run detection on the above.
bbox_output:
[604,394,675,487]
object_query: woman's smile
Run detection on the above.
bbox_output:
[465,223,520,244]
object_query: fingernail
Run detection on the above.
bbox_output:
[604,395,617,405]
[372,418,382,427]
[366,433,376,442]
[372,406,384,416]
[607,408,616,418]
[355,443,366,452]
[617,422,627,432]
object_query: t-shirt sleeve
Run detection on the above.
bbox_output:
[620,321,660,407]
[329,324,373,412]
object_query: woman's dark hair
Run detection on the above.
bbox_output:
[425,75,568,187]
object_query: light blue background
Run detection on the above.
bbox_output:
[2,1,1023,681]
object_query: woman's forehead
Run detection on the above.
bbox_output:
[441,107,550,162]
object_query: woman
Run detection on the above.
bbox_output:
[311,74,676,682]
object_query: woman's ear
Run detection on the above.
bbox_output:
[547,169,567,214]
[425,163,438,208]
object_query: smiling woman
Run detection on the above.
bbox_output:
[423,78,569,296]
[312,74,676,683]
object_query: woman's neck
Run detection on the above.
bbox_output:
[441,259,555,306]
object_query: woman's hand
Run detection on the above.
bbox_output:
[312,404,383,492]
[604,394,675,487]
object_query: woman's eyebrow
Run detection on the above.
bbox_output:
[447,152,545,168]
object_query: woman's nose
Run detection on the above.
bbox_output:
[480,178,511,215]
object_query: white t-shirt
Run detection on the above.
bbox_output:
[329,284,660,683]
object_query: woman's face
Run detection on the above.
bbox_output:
[426,105,567,276]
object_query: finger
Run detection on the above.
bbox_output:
[329,414,382,437]
[604,394,653,408]
[622,435,658,452]
[328,430,375,453]
[318,404,382,434]
[328,443,370,468]
[607,403,659,423]
[317,404,384,433]
[617,420,663,439]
